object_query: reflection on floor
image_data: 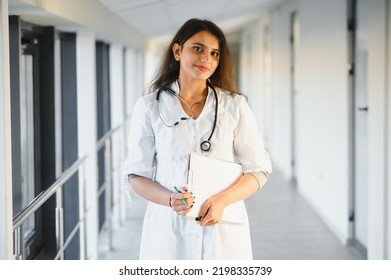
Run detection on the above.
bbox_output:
[98,169,364,260]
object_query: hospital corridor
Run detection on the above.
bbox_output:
[98,168,364,260]
[1,0,391,262]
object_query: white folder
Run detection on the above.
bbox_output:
[185,154,244,225]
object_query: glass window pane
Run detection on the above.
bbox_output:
[20,54,36,239]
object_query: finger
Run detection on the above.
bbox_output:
[175,194,195,208]
[181,191,193,200]
[179,197,192,208]
[198,200,211,219]
[171,192,184,200]
[200,212,211,226]
[185,196,195,206]
[201,216,218,226]
[171,193,187,206]
[197,209,211,225]
[172,191,192,200]
[172,199,192,213]
[172,201,190,210]
[199,205,219,226]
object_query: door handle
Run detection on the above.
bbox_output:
[358,107,368,111]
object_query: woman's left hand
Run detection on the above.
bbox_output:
[197,197,226,226]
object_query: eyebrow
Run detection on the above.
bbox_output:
[191,42,220,52]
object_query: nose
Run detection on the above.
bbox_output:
[201,54,209,65]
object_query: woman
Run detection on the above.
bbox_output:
[124,18,272,259]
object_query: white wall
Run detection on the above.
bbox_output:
[239,0,391,260]
[295,0,350,244]
[269,1,298,180]
[109,44,128,229]
[0,0,13,260]
[239,17,269,142]
[123,47,141,179]
[144,40,165,90]
[136,49,145,97]
[367,0,388,260]
[239,2,297,178]
[242,0,351,244]
[124,48,139,115]
[76,31,99,260]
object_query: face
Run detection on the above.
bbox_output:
[172,31,220,82]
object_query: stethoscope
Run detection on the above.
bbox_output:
[156,82,218,152]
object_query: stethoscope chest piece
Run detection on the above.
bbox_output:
[200,140,211,152]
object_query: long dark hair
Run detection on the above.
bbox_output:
[149,18,239,95]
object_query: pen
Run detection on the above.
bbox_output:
[173,186,190,208]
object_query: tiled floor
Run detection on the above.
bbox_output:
[246,169,364,260]
[98,169,365,260]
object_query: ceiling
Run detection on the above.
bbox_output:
[98,0,285,39]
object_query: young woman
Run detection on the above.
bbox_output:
[124,18,272,259]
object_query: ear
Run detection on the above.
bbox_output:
[172,43,182,61]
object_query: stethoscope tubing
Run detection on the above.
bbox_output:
[156,82,218,152]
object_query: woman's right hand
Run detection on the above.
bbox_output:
[169,191,195,216]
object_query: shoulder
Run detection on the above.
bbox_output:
[216,87,246,103]
[140,91,158,105]
[129,91,158,123]
[134,91,158,111]
[216,87,248,116]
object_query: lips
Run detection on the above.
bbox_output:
[196,65,209,71]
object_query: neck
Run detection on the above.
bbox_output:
[177,77,208,101]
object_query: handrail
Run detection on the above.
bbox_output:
[13,155,88,230]
[95,121,128,251]
[96,123,123,150]
[54,219,81,260]
[12,118,130,259]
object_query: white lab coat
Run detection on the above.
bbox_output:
[124,81,272,260]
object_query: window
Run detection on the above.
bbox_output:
[10,17,58,259]
[10,16,46,259]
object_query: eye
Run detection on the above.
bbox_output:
[192,46,203,53]
[211,51,220,58]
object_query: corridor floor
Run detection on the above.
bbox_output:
[98,169,365,260]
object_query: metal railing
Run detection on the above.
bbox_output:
[12,120,128,260]
[96,123,124,251]
[13,156,88,260]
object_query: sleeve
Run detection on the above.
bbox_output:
[233,97,272,174]
[249,171,269,191]
[123,97,156,180]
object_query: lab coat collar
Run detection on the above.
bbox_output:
[168,80,180,96]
